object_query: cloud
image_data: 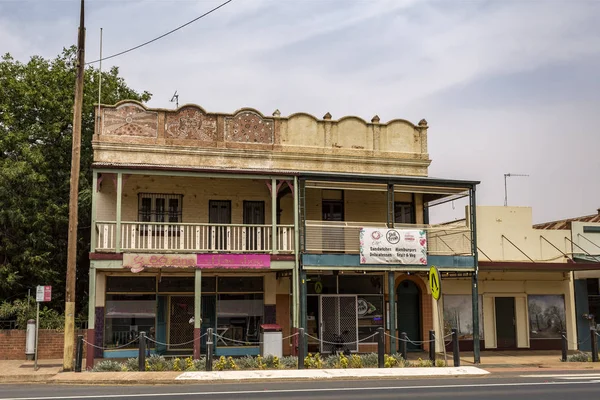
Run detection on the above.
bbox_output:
[1,0,599,223]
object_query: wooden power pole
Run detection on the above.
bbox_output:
[63,0,85,371]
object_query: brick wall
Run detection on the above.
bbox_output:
[0,329,88,360]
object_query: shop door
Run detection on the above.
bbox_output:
[169,296,194,350]
[209,200,231,250]
[243,201,265,251]
[495,297,516,349]
[319,295,358,353]
[397,280,421,350]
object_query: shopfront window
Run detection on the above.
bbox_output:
[215,277,264,347]
[216,293,263,346]
[104,294,156,349]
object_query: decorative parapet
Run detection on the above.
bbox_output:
[93,101,431,176]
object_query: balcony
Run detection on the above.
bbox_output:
[304,220,472,256]
[95,221,295,254]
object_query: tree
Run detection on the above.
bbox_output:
[0,47,151,315]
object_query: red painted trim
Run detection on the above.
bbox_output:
[193,328,201,360]
[86,329,94,370]
[271,254,294,261]
[89,253,123,260]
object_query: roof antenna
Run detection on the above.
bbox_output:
[170,91,179,108]
[504,173,529,206]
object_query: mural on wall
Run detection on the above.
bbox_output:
[165,107,217,141]
[528,295,566,339]
[443,295,484,339]
[103,104,158,137]
[225,111,274,144]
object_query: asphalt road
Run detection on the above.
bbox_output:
[1,371,600,400]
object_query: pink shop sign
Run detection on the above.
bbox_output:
[123,253,197,273]
[196,254,271,269]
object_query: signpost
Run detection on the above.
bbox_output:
[428,267,446,363]
[34,286,51,370]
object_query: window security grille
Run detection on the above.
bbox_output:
[138,193,183,223]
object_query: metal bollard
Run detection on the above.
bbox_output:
[138,332,146,372]
[206,328,213,371]
[561,331,567,362]
[298,328,305,370]
[429,330,435,363]
[452,328,460,367]
[377,327,385,368]
[75,335,84,372]
[591,328,599,363]
[400,332,408,360]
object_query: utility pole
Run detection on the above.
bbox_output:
[503,173,529,206]
[63,0,85,371]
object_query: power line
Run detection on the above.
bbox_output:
[86,0,233,65]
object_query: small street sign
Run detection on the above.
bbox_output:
[36,286,52,302]
[428,266,441,301]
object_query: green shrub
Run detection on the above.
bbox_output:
[0,298,67,330]
[193,357,206,371]
[384,353,409,368]
[263,355,281,369]
[92,360,122,372]
[124,357,139,371]
[567,353,592,362]
[280,356,298,369]
[435,359,447,367]
[304,353,323,369]
[214,356,238,371]
[411,357,433,367]
[236,355,260,370]
[145,355,171,371]
[349,354,363,368]
[359,353,378,368]
[323,353,349,369]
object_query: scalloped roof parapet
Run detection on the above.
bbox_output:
[100,101,424,127]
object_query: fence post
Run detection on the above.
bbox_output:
[561,331,567,362]
[298,328,305,370]
[206,328,213,371]
[400,332,408,360]
[75,335,83,372]
[377,327,385,368]
[452,328,460,367]
[591,328,599,363]
[429,330,435,363]
[138,332,146,372]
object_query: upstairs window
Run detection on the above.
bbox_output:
[394,202,415,224]
[138,193,183,223]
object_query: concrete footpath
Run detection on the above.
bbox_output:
[1,351,600,385]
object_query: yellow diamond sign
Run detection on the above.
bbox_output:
[429,266,441,301]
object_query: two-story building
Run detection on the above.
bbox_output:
[86,101,480,368]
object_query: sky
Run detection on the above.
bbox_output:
[1,0,599,224]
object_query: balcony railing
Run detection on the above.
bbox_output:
[304,220,472,255]
[96,222,295,253]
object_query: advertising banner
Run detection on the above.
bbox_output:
[360,228,427,265]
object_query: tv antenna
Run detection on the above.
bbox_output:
[170,91,179,108]
[504,173,529,206]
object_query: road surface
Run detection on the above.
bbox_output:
[0,371,599,399]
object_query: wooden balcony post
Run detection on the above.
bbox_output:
[115,172,122,253]
[271,177,277,254]
[90,171,97,252]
